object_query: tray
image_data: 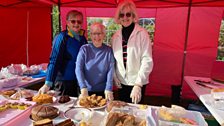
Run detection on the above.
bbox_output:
[0,100,36,125]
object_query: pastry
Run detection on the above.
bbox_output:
[31,105,59,121]
[55,119,75,126]
[33,94,53,104]
[58,95,70,103]
[106,100,127,112]
[33,118,53,126]
[1,89,16,97]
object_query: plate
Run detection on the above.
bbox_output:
[77,100,106,110]
[64,107,93,122]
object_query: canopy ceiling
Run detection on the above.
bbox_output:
[1,0,224,8]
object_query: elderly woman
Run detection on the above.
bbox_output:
[75,22,114,101]
[111,0,153,103]
[38,10,87,97]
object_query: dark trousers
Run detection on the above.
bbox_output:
[54,80,80,97]
[118,84,146,104]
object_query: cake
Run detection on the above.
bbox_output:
[31,105,59,121]
[58,95,70,103]
[32,94,53,104]
[33,118,53,126]
[55,119,75,126]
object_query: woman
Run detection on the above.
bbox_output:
[75,22,114,101]
[112,0,153,103]
[38,10,87,97]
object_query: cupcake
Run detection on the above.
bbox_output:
[18,103,26,110]
[10,102,19,109]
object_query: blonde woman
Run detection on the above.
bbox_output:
[112,0,153,103]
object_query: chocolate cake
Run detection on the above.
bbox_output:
[58,95,70,103]
[31,105,59,121]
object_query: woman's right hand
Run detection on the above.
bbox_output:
[38,84,50,94]
[79,88,89,99]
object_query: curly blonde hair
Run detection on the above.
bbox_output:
[114,0,139,24]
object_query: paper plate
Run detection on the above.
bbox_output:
[64,107,93,122]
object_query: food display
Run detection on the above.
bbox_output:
[32,94,53,104]
[31,105,59,121]
[79,94,106,108]
[58,95,71,103]
[106,100,127,112]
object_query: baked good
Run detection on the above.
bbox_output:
[105,112,135,126]
[1,89,16,97]
[58,95,70,103]
[79,94,106,108]
[33,118,53,126]
[31,105,59,121]
[211,88,224,93]
[10,90,34,100]
[55,119,75,126]
[106,100,127,112]
[32,94,53,104]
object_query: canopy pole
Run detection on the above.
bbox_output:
[180,0,192,89]
[26,10,30,66]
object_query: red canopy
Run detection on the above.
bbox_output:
[0,0,224,99]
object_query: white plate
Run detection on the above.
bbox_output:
[64,107,93,123]
[77,100,106,110]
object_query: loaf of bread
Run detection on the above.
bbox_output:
[31,105,59,121]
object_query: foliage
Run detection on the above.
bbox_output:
[52,6,60,38]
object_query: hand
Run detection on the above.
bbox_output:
[114,77,122,89]
[130,85,142,104]
[104,90,114,101]
[38,84,50,94]
[79,88,88,99]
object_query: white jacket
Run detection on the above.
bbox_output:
[111,24,153,86]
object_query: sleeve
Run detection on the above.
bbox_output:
[75,46,88,89]
[105,48,115,91]
[135,30,153,86]
[45,33,66,87]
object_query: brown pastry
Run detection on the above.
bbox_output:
[106,100,127,112]
[1,90,16,97]
[31,105,59,121]
[55,119,75,126]
[58,95,70,103]
[32,94,53,104]
[33,118,53,126]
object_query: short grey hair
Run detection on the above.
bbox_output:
[66,10,83,21]
[114,0,139,24]
[90,22,106,34]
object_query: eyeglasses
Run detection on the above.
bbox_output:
[119,12,132,18]
[69,20,82,24]
[91,32,103,36]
